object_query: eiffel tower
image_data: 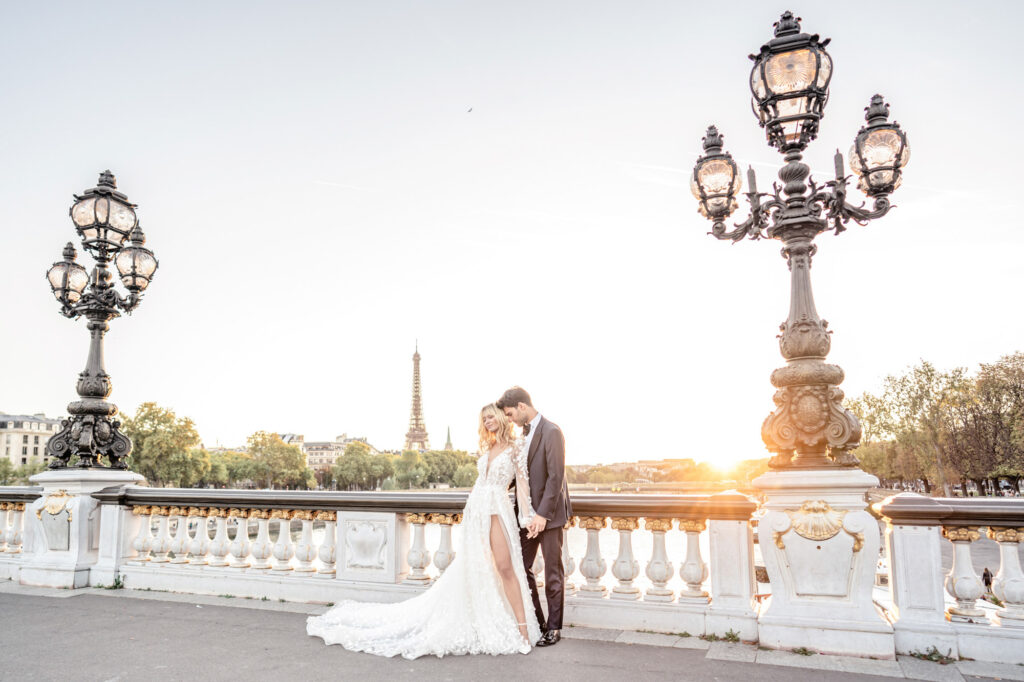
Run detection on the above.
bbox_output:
[404,342,430,451]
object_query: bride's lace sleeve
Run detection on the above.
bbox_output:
[513,439,536,528]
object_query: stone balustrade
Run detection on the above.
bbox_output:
[0,487,40,579]
[4,482,1024,664]
[876,493,1024,664]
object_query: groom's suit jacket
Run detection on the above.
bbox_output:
[520,416,572,529]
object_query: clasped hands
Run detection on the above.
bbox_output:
[525,515,547,539]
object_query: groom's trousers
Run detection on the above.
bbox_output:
[519,525,564,630]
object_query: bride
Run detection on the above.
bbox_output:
[306,403,542,658]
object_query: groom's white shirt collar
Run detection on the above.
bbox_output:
[524,412,542,451]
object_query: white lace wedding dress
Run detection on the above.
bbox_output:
[307,441,542,658]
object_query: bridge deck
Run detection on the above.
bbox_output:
[2,582,1018,681]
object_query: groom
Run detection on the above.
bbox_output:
[498,386,571,647]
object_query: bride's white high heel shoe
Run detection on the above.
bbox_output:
[516,622,531,654]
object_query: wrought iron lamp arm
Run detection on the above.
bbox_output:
[710,184,783,243]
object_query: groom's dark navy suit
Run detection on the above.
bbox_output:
[513,415,572,631]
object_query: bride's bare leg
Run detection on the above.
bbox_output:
[490,516,529,642]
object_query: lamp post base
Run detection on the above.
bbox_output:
[753,467,894,658]
[17,469,144,589]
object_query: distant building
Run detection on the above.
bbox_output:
[282,432,380,472]
[0,413,64,467]
[444,427,453,451]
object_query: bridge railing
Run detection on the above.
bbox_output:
[0,484,759,638]
[876,493,1024,663]
[4,484,1024,662]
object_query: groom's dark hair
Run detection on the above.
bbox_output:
[496,386,532,409]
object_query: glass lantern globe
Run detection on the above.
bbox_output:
[749,12,832,151]
[115,226,159,291]
[46,242,89,305]
[70,170,138,254]
[691,126,742,219]
[849,95,910,196]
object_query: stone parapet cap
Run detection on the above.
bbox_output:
[92,488,758,521]
[0,485,42,503]
[876,492,1024,527]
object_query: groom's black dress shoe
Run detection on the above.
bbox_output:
[536,630,561,647]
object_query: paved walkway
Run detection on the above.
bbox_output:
[0,582,1020,682]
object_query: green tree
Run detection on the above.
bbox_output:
[368,453,395,489]
[854,362,968,495]
[333,441,372,490]
[247,431,315,489]
[394,450,426,489]
[122,403,204,487]
[333,443,396,490]
[205,454,229,487]
[453,463,479,488]
[0,459,14,485]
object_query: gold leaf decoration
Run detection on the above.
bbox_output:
[786,500,847,541]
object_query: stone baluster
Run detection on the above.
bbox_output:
[186,507,210,565]
[293,510,317,573]
[0,503,9,551]
[130,506,154,562]
[249,510,273,570]
[403,513,432,585]
[563,519,577,595]
[271,509,295,572]
[150,508,172,563]
[678,519,709,602]
[168,507,190,564]
[988,527,1024,626]
[943,526,985,620]
[4,503,25,554]
[577,516,608,597]
[207,508,231,567]
[315,511,337,577]
[430,514,460,576]
[610,517,640,600]
[228,508,252,568]
[643,518,674,602]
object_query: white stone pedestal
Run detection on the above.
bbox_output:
[754,468,895,659]
[18,469,144,589]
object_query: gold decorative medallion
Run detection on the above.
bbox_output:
[775,500,864,552]
[786,500,847,541]
[37,490,74,521]
[313,510,336,522]
[404,513,428,524]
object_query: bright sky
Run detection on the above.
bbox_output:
[2,1,1022,468]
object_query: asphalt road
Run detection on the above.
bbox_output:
[0,592,937,682]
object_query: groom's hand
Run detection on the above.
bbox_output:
[527,516,547,537]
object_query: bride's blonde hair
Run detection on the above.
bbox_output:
[478,403,515,452]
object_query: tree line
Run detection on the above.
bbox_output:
[850,352,1024,496]
[567,458,770,486]
[113,402,480,490]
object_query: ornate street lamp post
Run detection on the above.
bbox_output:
[44,171,159,469]
[690,12,909,470]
